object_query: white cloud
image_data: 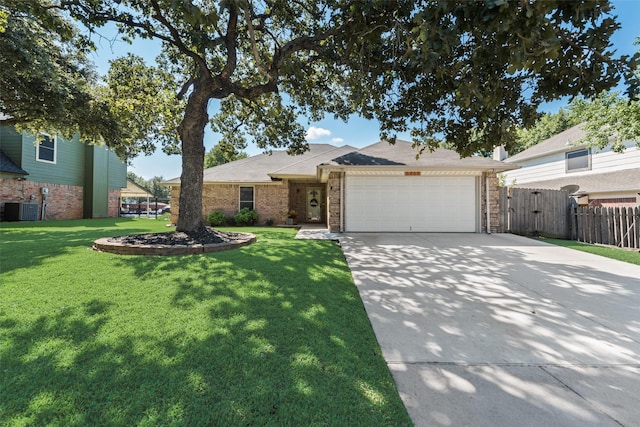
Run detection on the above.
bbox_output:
[305,126,331,140]
[331,137,344,143]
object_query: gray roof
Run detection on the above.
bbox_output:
[328,140,517,171]
[269,145,356,177]
[506,124,587,163]
[165,140,516,184]
[0,150,28,175]
[512,168,640,195]
[165,144,355,184]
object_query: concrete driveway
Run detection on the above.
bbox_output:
[340,233,640,427]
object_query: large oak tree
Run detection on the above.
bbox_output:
[0,0,116,141]
[5,0,637,234]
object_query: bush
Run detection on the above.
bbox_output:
[265,218,274,226]
[234,208,258,226]
[208,210,227,227]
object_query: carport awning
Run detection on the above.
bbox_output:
[121,179,152,198]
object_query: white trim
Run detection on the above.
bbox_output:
[239,185,255,210]
[35,133,57,164]
[565,148,591,173]
[345,169,484,176]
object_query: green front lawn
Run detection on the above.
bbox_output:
[0,218,411,426]
[541,238,640,266]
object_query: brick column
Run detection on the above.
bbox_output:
[327,172,342,232]
[481,172,501,233]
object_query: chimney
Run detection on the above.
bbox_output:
[493,146,507,161]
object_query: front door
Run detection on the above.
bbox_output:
[307,188,322,222]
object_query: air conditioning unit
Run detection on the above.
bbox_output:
[3,203,39,221]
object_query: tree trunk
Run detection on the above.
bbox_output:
[175,81,210,233]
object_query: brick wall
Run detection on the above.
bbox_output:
[108,189,121,217]
[481,172,501,233]
[589,197,637,208]
[170,182,290,225]
[1,178,83,220]
[255,184,289,224]
[327,172,342,232]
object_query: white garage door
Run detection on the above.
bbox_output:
[345,175,477,232]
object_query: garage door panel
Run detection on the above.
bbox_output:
[345,175,477,232]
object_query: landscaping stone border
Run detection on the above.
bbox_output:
[93,233,256,256]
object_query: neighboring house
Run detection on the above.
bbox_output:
[165,140,515,233]
[0,125,127,220]
[499,124,640,207]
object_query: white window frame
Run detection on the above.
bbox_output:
[565,148,591,173]
[239,186,255,210]
[36,133,57,164]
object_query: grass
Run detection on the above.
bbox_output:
[0,218,411,426]
[540,237,640,266]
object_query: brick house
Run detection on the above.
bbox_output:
[0,125,126,221]
[165,140,515,233]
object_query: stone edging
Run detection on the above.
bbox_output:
[93,233,256,256]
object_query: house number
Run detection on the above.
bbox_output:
[404,171,421,176]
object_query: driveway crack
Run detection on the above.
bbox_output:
[540,365,626,427]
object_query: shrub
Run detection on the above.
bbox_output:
[234,208,258,226]
[265,218,274,226]
[208,210,227,227]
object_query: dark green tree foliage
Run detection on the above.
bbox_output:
[0,0,114,143]
[99,54,184,160]
[48,1,636,233]
[204,141,247,169]
[366,0,636,157]
[572,92,640,153]
[511,108,582,155]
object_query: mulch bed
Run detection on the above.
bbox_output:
[94,227,256,255]
[107,227,247,246]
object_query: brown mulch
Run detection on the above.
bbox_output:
[107,227,248,246]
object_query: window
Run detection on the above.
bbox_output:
[239,186,254,210]
[566,148,590,173]
[36,134,56,163]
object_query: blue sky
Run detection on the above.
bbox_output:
[88,1,640,180]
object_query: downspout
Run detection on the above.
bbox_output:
[486,173,491,234]
[340,172,345,232]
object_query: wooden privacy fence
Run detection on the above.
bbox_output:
[499,187,571,238]
[571,206,640,249]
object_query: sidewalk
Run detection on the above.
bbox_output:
[294,224,340,240]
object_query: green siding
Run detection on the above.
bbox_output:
[1,125,127,218]
[83,146,106,218]
[0,127,23,166]
[20,132,85,186]
[108,151,127,190]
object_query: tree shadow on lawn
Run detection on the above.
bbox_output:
[0,217,162,274]
[0,229,411,426]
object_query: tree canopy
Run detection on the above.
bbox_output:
[4,0,637,233]
[204,141,247,169]
[0,0,115,143]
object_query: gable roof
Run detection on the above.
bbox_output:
[164,140,516,185]
[326,140,517,171]
[164,144,355,184]
[512,168,640,195]
[506,124,587,163]
[121,179,152,198]
[0,150,28,175]
[269,145,356,178]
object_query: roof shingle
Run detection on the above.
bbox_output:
[0,150,28,175]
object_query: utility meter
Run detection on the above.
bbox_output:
[41,188,49,195]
